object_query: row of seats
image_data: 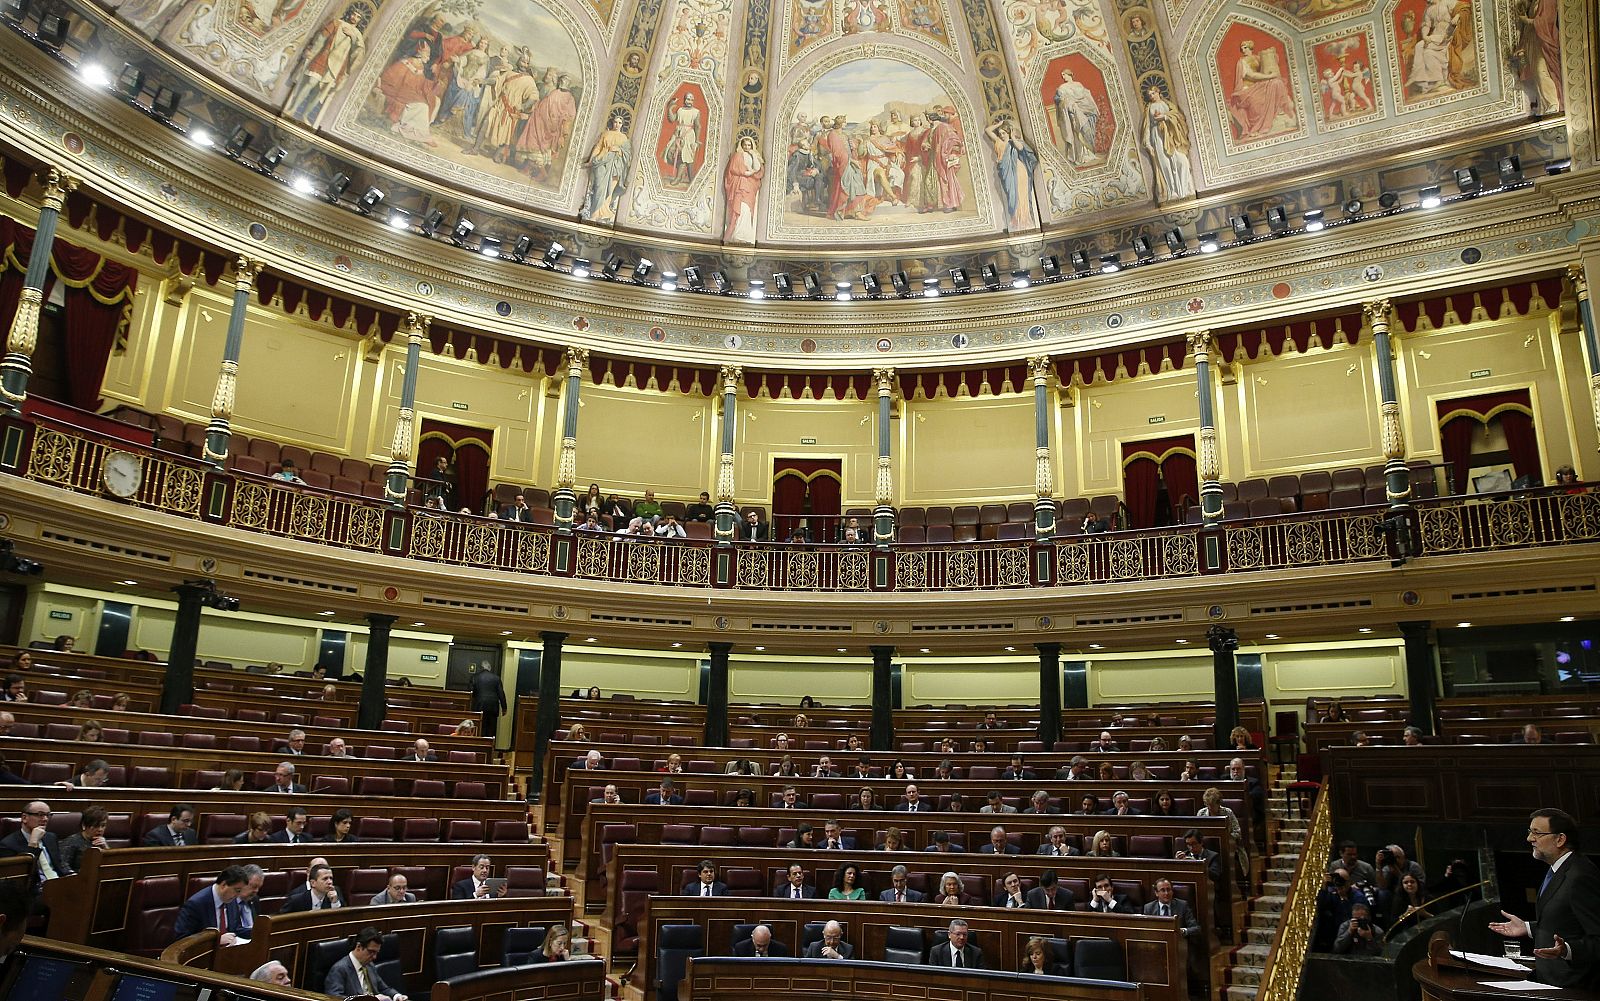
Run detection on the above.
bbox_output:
[16,723,483,761]
[1,808,527,847]
[601,823,1195,859]
[574,757,1225,781]
[587,785,1207,814]
[20,760,492,798]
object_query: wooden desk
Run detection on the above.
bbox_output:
[5,936,331,1001]
[1413,934,1596,1000]
[1303,721,1410,752]
[685,956,1145,1001]
[639,896,1185,1001]
[432,957,608,1001]
[1324,745,1600,825]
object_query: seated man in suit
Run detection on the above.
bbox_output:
[895,783,926,812]
[1056,755,1090,780]
[273,729,307,756]
[820,820,854,850]
[407,738,438,763]
[775,863,816,899]
[733,923,789,957]
[1228,757,1267,825]
[1038,825,1080,857]
[1,800,71,881]
[574,749,605,771]
[326,925,409,1001]
[682,859,729,897]
[371,872,416,905]
[71,759,111,789]
[281,862,341,912]
[173,864,249,943]
[1087,873,1136,914]
[1003,755,1036,781]
[924,830,964,853]
[878,864,925,903]
[803,920,853,959]
[1144,877,1201,939]
[452,853,510,899]
[591,784,623,806]
[269,807,312,844]
[928,918,983,968]
[500,493,534,522]
[325,737,350,757]
[1024,790,1060,815]
[233,864,264,936]
[262,761,305,794]
[644,779,683,806]
[1091,730,1120,753]
[1025,869,1076,910]
[992,871,1029,909]
[1177,829,1222,884]
[778,785,808,810]
[142,803,197,846]
[1513,723,1544,745]
[979,826,1021,855]
[979,791,1016,815]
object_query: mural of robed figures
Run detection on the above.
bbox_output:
[1216,23,1299,144]
[658,85,707,187]
[1391,0,1480,104]
[1140,83,1193,202]
[284,2,373,124]
[1512,0,1561,112]
[722,132,763,242]
[1041,54,1112,168]
[985,118,1038,230]
[330,0,592,204]
[582,111,630,222]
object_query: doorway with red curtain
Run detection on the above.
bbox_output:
[419,418,494,514]
[772,459,842,541]
[1435,390,1539,494]
[1120,435,1199,528]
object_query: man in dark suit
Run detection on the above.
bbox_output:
[1024,790,1060,815]
[1511,723,1544,745]
[1087,873,1136,914]
[1038,825,1080,857]
[894,783,925,812]
[407,738,438,762]
[262,762,305,794]
[452,853,510,899]
[1,800,71,883]
[879,864,925,903]
[1025,869,1076,910]
[777,785,808,810]
[979,826,1021,855]
[733,924,789,957]
[471,664,507,739]
[1178,830,1223,884]
[742,511,769,541]
[775,863,817,899]
[1144,878,1201,938]
[682,859,729,897]
[802,920,853,959]
[1490,808,1600,989]
[820,821,854,850]
[269,807,311,844]
[1002,755,1036,781]
[280,862,342,912]
[173,865,248,943]
[1090,730,1120,752]
[142,803,197,846]
[992,872,1029,908]
[928,919,982,968]
[644,779,683,805]
[500,494,534,522]
[326,926,408,1001]
[1228,757,1267,825]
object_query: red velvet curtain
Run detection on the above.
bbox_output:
[419,418,493,514]
[1499,410,1541,484]
[1121,435,1198,527]
[1161,451,1199,519]
[1439,417,1478,495]
[1121,458,1159,529]
[771,458,842,541]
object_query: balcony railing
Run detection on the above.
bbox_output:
[7,413,1599,594]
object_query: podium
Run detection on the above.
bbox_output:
[1414,932,1597,1001]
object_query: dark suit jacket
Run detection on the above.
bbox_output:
[1144,898,1201,937]
[681,880,730,897]
[0,829,69,876]
[743,522,769,541]
[406,753,438,762]
[979,843,1021,855]
[325,953,397,997]
[452,877,496,900]
[1037,843,1079,857]
[732,938,790,957]
[802,940,854,959]
[1020,962,1071,976]
[1003,769,1036,781]
[268,829,311,845]
[1088,894,1136,914]
[878,887,926,903]
[500,506,534,522]
[174,885,228,938]
[260,783,306,794]
[927,942,983,968]
[893,801,927,812]
[992,891,1031,909]
[1024,806,1061,815]
[774,883,817,899]
[142,825,197,847]
[1025,885,1076,910]
[279,886,339,912]
[471,668,507,713]
[1533,850,1600,989]
[643,793,684,805]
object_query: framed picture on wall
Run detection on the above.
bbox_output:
[1467,464,1514,495]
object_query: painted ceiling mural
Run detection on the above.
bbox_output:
[89,0,1567,248]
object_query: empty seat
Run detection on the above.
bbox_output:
[1267,474,1301,507]
[1331,467,1365,491]
[357,817,394,840]
[411,780,446,797]
[125,876,183,956]
[1299,470,1332,494]
[899,508,926,527]
[1074,938,1127,981]
[491,820,529,842]
[357,776,395,796]
[452,781,487,799]
[1222,500,1249,520]
[24,762,72,784]
[312,776,350,795]
[1237,478,1270,502]
[952,505,980,526]
[136,731,175,747]
[1248,497,1284,518]
[925,525,954,544]
[402,818,441,841]
[1329,487,1364,508]
[657,924,704,1001]
[180,733,217,750]
[445,820,483,841]
[132,766,171,787]
[899,526,926,544]
[924,506,954,527]
[997,522,1029,541]
[434,925,478,981]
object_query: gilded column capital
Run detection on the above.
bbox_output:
[232,256,265,295]
[1185,330,1212,359]
[1028,355,1052,382]
[39,167,80,211]
[719,364,743,391]
[873,367,895,393]
[404,312,432,346]
[1569,263,1590,303]
[1364,299,1393,328]
[565,346,589,374]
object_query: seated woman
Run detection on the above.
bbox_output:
[853,787,878,811]
[1096,762,1116,781]
[1176,734,1194,752]
[327,808,359,844]
[1128,760,1152,782]
[1151,789,1182,816]
[725,758,759,775]
[828,861,866,900]
[774,755,799,777]
[799,695,818,709]
[1321,702,1346,723]
[213,768,246,792]
[76,720,103,742]
[935,872,968,906]
[888,759,911,781]
[875,827,907,851]
[1229,725,1257,752]
[1147,736,1170,752]
[732,788,756,808]
[1086,830,1120,858]
[110,693,132,711]
[1020,936,1068,976]
[450,719,477,737]
[565,722,589,742]
[68,689,95,709]
[537,924,573,963]
[1385,872,1431,934]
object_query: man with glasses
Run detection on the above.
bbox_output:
[877,864,924,903]
[326,926,408,1001]
[142,803,197,846]
[1038,825,1080,857]
[1489,808,1600,988]
[1,801,70,880]
[802,920,853,959]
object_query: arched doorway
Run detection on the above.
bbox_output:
[1120,435,1199,528]
[772,459,842,542]
[419,418,494,513]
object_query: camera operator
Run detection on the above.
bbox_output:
[1429,857,1476,902]
[1374,844,1424,895]
[1315,867,1371,952]
[1334,902,1385,955]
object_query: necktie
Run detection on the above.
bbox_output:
[218,905,227,931]
[35,845,57,882]
[896,891,903,902]
[358,963,374,994]
[792,887,800,898]
[1539,868,1555,896]
[953,950,962,968]
[703,884,711,896]
[1161,904,1169,917]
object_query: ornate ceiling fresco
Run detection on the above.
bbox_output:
[71,0,1577,258]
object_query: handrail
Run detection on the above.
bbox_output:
[1258,785,1333,1001]
[1380,880,1491,944]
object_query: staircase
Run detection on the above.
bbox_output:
[1222,763,1308,1001]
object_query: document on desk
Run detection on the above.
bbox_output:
[1451,950,1533,973]
[1478,981,1552,992]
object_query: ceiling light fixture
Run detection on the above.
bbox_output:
[477,236,501,258]
[419,209,445,236]
[259,146,288,173]
[632,258,654,281]
[356,186,384,213]
[979,263,1001,288]
[1010,269,1030,289]
[116,63,145,98]
[78,62,110,88]
[922,277,940,298]
[1163,228,1186,255]
[1302,209,1325,232]
[449,217,474,243]
[834,281,851,301]
[772,272,792,296]
[1266,207,1290,233]
[541,242,564,267]
[1070,250,1091,274]
[1133,236,1155,261]
[802,273,822,297]
[889,271,909,295]
[187,127,215,149]
[1040,255,1060,278]
[1099,254,1121,274]
[659,270,678,291]
[1198,233,1220,253]
[1419,184,1442,208]
[861,273,881,296]
[570,258,591,278]
[949,268,970,291]
[1454,167,1480,195]
[511,235,532,261]
[748,279,766,300]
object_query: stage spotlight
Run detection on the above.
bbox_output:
[949,268,971,290]
[1229,214,1252,239]
[1419,184,1442,208]
[116,63,145,98]
[449,217,474,243]
[386,208,410,230]
[659,270,679,291]
[802,273,822,296]
[683,266,704,288]
[1198,233,1220,253]
[1266,207,1290,233]
[772,272,792,295]
[478,236,501,258]
[187,127,214,149]
[419,209,445,236]
[259,145,287,172]
[834,281,852,302]
[1,0,27,22]
[541,242,563,267]
[1164,228,1186,255]
[1498,156,1522,184]
[1099,254,1121,274]
[1010,269,1030,289]
[1040,255,1060,277]
[1378,191,1400,209]
[861,273,881,295]
[290,173,316,196]
[748,279,767,299]
[79,62,110,88]
[603,255,623,277]
[709,271,728,291]
[979,263,1001,288]
[324,172,351,202]
[1343,197,1364,216]
[1303,209,1325,232]
[889,271,909,295]
[633,258,654,281]
[570,258,591,277]
[512,235,532,260]
[1133,236,1155,261]
[922,277,940,298]
[356,186,385,213]
[1545,158,1571,175]
[151,87,182,117]
[0,540,42,576]
[1069,250,1090,274]
[224,126,253,157]
[35,11,68,46]
[1455,167,1480,194]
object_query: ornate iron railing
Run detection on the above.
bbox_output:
[9,413,1600,594]
[1259,786,1332,1001]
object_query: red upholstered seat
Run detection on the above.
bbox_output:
[135,731,175,747]
[445,820,483,841]
[491,820,529,842]
[357,817,394,840]
[452,781,487,799]
[402,818,440,841]
[411,779,446,798]
[356,776,395,796]
[126,876,183,956]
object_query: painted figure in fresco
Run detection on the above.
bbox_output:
[405,12,448,81]
[1396,11,1420,77]
[837,135,875,219]
[904,0,941,35]
[986,119,1037,230]
[1052,68,1099,166]
[819,115,852,219]
[662,93,703,186]
[285,4,369,125]
[903,112,936,213]
[842,0,890,33]
[1446,0,1476,90]
[472,54,540,164]
[863,121,904,206]
[582,114,631,222]
[1227,39,1296,141]
[430,27,481,123]
[517,73,576,179]
[787,130,829,214]
[722,133,764,241]
[1141,84,1194,202]
[1405,0,1456,95]
[377,38,440,146]
[795,0,828,46]
[927,108,964,212]
[1515,0,1562,112]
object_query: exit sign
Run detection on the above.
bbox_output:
[1148,415,1166,424]
[420,654,439,662]
[800,437,817,444]
[48,610,72,620]
[1469,369,1491,379]
[451,401,469,410]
